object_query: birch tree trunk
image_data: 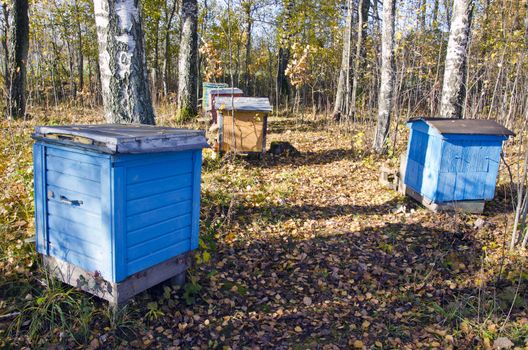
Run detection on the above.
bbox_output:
[350,0,370,120]
[177,0,198,121]
[333,0,353,119]
[243,0,252,95]
[93,0,155,124]
[7,0,29,119]
[373,0,396,153]
[439,0,473,118]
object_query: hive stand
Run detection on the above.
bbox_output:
[43,253,191,306]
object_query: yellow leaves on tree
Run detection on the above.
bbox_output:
[199,42,224,82]
[285,43,316,88]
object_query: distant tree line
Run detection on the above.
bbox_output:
[0,0,526,137]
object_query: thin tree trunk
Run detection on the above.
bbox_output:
[350,0,370,120]
[7,0,29,119]
[373,0,396,153]
[420,0,427,30]
[162,0,177,97]
[153,15,160,99]
[93,0,155,124]
[1,3,9,94]
[74,0,84,95]
[243,0,252,95]
[333,0,354,119]
[277,0,294,104]
[432,0,439,28]
[439,0,473,118]
[177,0,198,120]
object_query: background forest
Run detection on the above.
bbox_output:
[0,0,526,128]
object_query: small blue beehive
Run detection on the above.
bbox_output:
[32,124,208,304]
[403,118,513,213]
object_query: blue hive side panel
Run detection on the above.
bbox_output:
[36,143,113,281]
[116,151,199,279]
[436,138,504,202]
[33,144,48,255]
[404,122,442,200]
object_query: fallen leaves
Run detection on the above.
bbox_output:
[1,113,527,349]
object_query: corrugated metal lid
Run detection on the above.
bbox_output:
[215,97,272,112]
[408,117,514,136]
[208,87,244,95]
[32,124,209,154]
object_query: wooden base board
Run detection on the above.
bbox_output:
[404,186,485,214]
[42,253,191,306]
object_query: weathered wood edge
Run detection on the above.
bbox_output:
[42,252,191,306]
[404,186,485,214]
[261,114,268,157]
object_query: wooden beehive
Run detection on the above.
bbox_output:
[202,82,228,112]
[214,97,272,155]
[403,118,513,213]
[32,124,209,304]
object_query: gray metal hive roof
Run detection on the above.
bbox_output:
[408,117,514,136]
[33,124,209,154]
[215,97,272,112]
[208,88,244,96]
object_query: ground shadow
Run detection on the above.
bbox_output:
[171,220,491,348]
[267,118,329,135]
[486,182,518,214]
[240,197,417,224]
[244,148,358,168]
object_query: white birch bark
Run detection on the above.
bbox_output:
[93,0,155,124]
[333,0,354,119]
[439,0,473,119]
[373,0,396,153]
[177,0,198,120]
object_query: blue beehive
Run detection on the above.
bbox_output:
[32,124,208,304]
[403,118,513,212]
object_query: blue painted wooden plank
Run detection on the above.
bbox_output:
[127,227,190,261]
[33,143,48,255]
[127,173,193,200]
[111,163,127,282]
[99,159,114,282]
[47,215,102,244]
[442,134,508,142]
[127,187,192,216]
[126,239,191,276]
[47,201,101,226]
[439,141,463,173]
[114,150,192,166]
[46,145,108,164]
[46,154,101,182]
[455,172,486,201]
[48,244,111,280]
[46,170,101,197]
[48,229,104,260]
[46,186,101,214]
[126,158,192,184]
[126,201,192,232]
[127,215,191,247]
[190,150,202,250]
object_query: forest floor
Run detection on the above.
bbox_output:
[1,107,528,349]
